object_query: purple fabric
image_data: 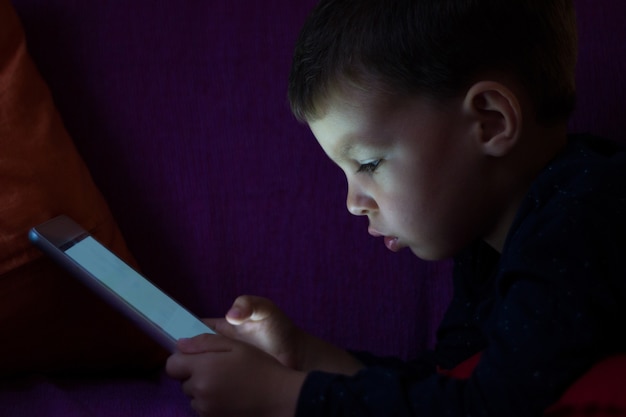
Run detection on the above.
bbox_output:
[4,0,625,415]
[0,372,192,416]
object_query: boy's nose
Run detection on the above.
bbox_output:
[346,184,377,216]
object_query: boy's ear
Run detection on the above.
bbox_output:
[463,81,522,157]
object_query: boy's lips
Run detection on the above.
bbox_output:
[368,228,401,252]
[384,236,401,252]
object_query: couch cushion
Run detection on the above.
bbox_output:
[0,0,165,375]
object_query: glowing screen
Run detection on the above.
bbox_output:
[65,236,213,340]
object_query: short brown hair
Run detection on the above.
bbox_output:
[288,0,577,125]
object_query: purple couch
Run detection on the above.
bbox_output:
[2,0,625,415]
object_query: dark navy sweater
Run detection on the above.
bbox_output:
[296,135,626,417]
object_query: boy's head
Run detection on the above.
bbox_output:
[288,0,578,260]
[288,0,577,126]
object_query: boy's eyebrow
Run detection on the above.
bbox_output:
[338,141,366,162]
[338,139,385,161]
[340,143,355,159]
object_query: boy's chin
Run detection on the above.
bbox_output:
[409,245,451,261]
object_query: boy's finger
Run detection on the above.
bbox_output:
[176,333,230,354]
[226,295,275,325]
[165,353,191,380]
[201,317,240,339]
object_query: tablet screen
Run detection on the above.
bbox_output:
[65,236,213,340]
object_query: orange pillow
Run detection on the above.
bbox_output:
[0,0,166,375]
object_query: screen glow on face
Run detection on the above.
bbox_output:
[65,236,213,340]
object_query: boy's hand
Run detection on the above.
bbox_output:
[203,295,304,369]
[201,295,364,376]
[166,334,305,417]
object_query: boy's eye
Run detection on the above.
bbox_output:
[357,159,382,174]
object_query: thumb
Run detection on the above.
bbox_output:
[226,295,275,325]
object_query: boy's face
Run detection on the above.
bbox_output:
[308,89,494,261]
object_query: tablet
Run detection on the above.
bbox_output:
[29,215,215,352]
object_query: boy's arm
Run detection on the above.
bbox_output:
[295,332,365,375]
[293,277,599,417]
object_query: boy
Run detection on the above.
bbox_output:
[166,0,626,416]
